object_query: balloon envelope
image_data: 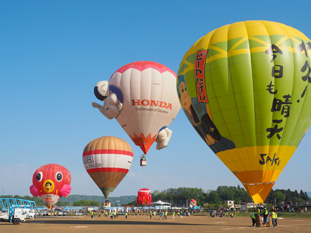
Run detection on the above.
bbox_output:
[30,164,71,209]
[137,188,152,205]
[177,20,311,204]
[83,136,133,199]
[109,61,180,154]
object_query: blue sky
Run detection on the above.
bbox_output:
[1,0,310,198]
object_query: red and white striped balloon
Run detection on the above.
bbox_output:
[82,136,133,198]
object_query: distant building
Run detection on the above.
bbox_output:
[240,202,267,212]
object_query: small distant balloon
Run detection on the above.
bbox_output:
[137,188,152,205]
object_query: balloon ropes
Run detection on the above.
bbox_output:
[82,136,133,199]
[29,164,72,209]
[92,61,181,165]
[177,20,311,204]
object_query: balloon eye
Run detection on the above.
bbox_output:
[36,172,43,182]
[56,172,63,182]
[182,89,184,93]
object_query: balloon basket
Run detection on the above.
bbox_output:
[256,215,263,227]
[140,155,147,166]
[103,200,111,207]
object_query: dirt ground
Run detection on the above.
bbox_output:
[1,215,311,233]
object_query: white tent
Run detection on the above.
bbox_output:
[151,200,171,206]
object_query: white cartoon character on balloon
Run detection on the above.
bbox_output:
[92,80,173,151]
[92,80,123,120]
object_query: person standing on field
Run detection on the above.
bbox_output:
[271,209,278,227]
[250,209,256,227]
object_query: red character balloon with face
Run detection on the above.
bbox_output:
[29,164,71,209]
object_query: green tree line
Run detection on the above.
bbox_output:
[147,186,310,206]
[266,189,310,205]
[72,200,101,206]
[146,186,252,206]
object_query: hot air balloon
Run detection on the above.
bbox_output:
[177,20,311,204]
[83,136,133,199]
[137,188,152,205]
[29,164,71,209]
[92,61,181,165]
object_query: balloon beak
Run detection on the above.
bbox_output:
[42,179,55,193]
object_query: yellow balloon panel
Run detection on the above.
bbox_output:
[217,145,296,203]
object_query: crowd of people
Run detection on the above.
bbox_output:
[87,209,195,220]
[148,210,192,220]
[87,205,282,228]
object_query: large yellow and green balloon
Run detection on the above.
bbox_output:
[177,20,311,204]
